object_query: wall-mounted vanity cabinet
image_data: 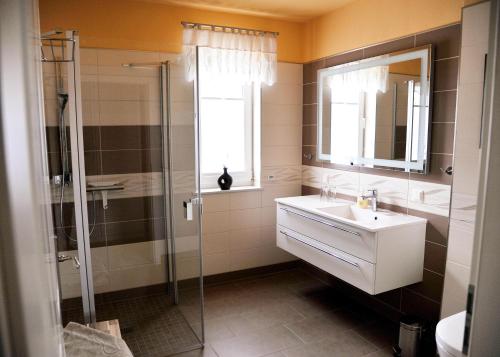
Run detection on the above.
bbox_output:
[276,196,426,295]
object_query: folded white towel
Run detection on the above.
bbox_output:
[64,322,133,357]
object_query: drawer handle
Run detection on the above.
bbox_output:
[280,230,360,268]
[280,207,361,237]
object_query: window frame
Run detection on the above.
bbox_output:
[198,76,255,190]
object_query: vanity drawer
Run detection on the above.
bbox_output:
[277,226,375,294]
[277,204,377,263]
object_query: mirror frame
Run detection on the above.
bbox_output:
[317,45,433,173]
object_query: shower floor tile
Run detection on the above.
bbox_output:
[62,293,201,357]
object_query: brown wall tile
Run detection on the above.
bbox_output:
[363,36,415,59]
[83,126,100,151]
[105,218,164,245]
[302,125,317,146]
[432,90,457,123]
[301,185,320,195]
[424,241,447,274]
[303,83,318,105]
[401,289,441,323]
[303,104,317,125]
[105,196,164,223]
[101,148,162,174]
[408,209,449,246]
[84,151,102,176]
[411,153,453,185]
[303,59,325,84]
[416,24,461,60]
[302,145,321,167]
[431,123,455,154]
[406,269,444,303]
[101,125,162,150]
[433,58,459,91]
[325,49,364,67]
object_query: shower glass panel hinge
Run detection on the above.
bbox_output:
[183,196,203,220]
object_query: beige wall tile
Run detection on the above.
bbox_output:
[229,227,262,251]
[229,191,262,210]
[262,125,302,147]
[230,208,262,230]
[204,252,231,276]
[261,184,301,207]
[203,211,231,234]
[203,232,230,255]
[108,242,155,270]
[262,146,301,167]
[203,194,230,213]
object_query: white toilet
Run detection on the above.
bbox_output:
[436,311,467,357]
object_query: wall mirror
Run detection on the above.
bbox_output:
[317,45,432,173]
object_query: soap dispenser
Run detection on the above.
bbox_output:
[357,189,369,209]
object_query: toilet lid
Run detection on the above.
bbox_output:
[436,311,466,356]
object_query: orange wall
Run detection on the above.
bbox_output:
[39,0,305,63]
[39,0,471,64]
[303,0,464,62]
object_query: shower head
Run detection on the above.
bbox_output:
[57,92,69,112]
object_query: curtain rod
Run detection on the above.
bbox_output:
[181,21,279,36]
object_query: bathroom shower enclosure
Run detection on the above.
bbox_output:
[40,30,204,356]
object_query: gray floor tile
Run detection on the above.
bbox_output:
[211,325,304,357]
[281,330,378,357]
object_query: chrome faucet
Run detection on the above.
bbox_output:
[362,189,378,211]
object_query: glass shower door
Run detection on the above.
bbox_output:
[42,32,204,354]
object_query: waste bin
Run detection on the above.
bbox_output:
[395,316,423,356]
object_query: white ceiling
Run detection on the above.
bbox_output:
[146,0,355,22]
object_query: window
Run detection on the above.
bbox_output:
[199,60,258,189]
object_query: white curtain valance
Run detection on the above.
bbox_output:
[182,27,277,85]
[329,65,389,94]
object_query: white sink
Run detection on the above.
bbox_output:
[316,204,424,231]
[275,195,426,232]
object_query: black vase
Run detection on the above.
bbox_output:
[217,167,233,190]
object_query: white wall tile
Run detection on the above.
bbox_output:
[98,75,160,101]
[450,192,477,223]
[441,261,471,318]
[408,180,451,217]
[360,173,408,208]
[261,104,302,126]
[276,63,303,84]
[448,219,475,267]
[99,100,160,125]
[261,83,302,105]
[97,49,160,66]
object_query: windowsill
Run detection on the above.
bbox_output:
[201,185,263,195]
